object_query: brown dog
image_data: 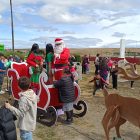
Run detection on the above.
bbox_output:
[102,87,140,140]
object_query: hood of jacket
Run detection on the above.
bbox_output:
[19,89,37,103]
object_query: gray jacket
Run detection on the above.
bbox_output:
[9,89,37,132]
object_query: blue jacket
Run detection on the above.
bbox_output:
[0,61,6,74]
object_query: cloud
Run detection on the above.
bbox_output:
[1,0,140,49]
[1,37,140,49]
[39,5,94,24]
[58,31,76,35]
[103,39,140,48]
[30,36,103,48]
[0,15,3,23]
[112,32,126,38]
[1,0,140,25]
[102,21,127,29]
[0,38,42,49]
[23,24,58,32]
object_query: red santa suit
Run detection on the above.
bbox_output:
[53,38,70,80]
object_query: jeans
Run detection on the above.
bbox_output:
[20,130,33,140]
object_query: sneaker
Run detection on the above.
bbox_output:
[131,87,134,89]
[0,90,5,94]
[5,89,9,92]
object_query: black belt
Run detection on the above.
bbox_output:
[54,64,67,68]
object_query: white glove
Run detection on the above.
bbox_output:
[29,66,33,75]
[52,68,55,74]
[42,68,47,73]
[54,53,60,59]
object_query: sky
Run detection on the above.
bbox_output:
[0,0,140,49]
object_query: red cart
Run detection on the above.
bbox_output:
[7,62,87,126]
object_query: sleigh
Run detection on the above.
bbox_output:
[7,62,87,126]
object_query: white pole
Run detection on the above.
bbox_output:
[120,39,125,58]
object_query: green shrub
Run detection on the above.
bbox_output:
[2,50,26,60]
[73,54,81,62]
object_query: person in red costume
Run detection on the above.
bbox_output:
[53,38,70,80]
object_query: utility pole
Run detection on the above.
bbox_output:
[10,0,15,52]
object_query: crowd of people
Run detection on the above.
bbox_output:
[89,53,137,95]
[0,39,137,140]
[0,38,81,140]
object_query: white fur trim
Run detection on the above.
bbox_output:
[55,40,64,44]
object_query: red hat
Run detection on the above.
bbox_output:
[55,38,64,44]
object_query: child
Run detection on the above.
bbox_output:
[5,76,37,140]
[99,57,109,81]
[53,68,75,124]
[89,72,109,95]
[0,54,6,94]
[69,63,78,84]
[111,62,118,90]
[130,64,137,89]
[94,53,100,74]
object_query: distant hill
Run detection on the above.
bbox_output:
[70,48,140,57]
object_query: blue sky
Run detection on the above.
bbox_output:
[0,0,140,49]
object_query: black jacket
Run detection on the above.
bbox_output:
[0,107,17,140]
[54,75,75,103]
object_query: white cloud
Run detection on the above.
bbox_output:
[1,0,140,48]
[0,15,2,23]
[30,36,103,48]
[112,32,126,38]
[102,21,126,29]
[23,24,58,32]
[39,4,94,24]
[58,31,76,35]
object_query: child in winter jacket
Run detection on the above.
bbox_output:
[53,68,75,124]
[5,76,37,140]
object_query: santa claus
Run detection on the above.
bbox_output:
[53,38,70,80]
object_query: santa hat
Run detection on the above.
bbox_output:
[55,38,64,44]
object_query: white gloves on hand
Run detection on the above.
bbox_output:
[29,66,33,75]
[54,53,60,59]
[42,68,47,73]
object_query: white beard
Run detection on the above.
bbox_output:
[54,44,65,54]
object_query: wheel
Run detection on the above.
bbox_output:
[37,106,57,127]
[73,100,87,117]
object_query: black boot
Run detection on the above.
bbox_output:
[64,111,72,124]
[70,110,73,122]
